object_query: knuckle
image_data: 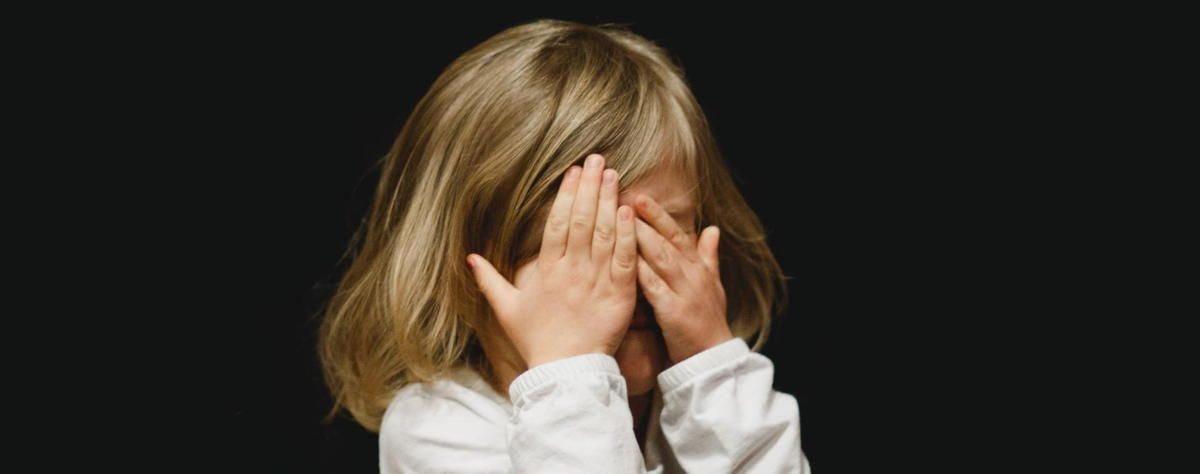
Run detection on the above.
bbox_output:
[570,217,592,232]
[671,232,689,246]
[546,215,568,232]
[594,223,614,242]
[565,269,586,284]
[640,274,657,291]
[647,276,664,292]
[656,246,672,264]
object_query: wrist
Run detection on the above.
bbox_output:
[526,345,611,369]
[509,351,623,403]
[658,337,749,394]
[669,326,735,364]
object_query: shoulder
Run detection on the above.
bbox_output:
[379,367,512,473]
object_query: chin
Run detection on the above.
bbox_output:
[614,328,667,396]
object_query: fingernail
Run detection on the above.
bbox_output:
[619,206,632,220]
[586,154,604,169]
[603,169,617,185]
[567,166,581,180]
[636,195,650,209]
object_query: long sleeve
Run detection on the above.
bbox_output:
[379,340,810,473]
[380,356,654,473]
[506,353,650,473]
[656,337,811,473]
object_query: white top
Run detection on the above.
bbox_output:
[379,337,811,473]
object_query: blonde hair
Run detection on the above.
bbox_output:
[317,18,789,433]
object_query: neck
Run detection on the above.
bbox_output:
[479,344,525,401]
[477,317,530,399]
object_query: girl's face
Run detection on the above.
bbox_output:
[514,164,697,395]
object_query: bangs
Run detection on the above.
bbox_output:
[519,22,707,203]
[600,81,703,199]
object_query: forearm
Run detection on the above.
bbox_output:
[658,337,809,473]
[506,353,649,473]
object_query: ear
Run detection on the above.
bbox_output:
[697,225,720,272]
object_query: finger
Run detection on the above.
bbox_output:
[592,168,619,265]
[611,205,637,283]
[567,154,605,260]
[539,166,582,265]
[634,194,698,262]
[467,254,517,319]
[637,255,675,303]
[697,225,720,272]
[635,217,684,287]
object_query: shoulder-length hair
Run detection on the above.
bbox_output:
[317,18,788,432]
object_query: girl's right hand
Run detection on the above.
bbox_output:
[467,153,639,368]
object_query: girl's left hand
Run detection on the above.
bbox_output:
[632,194,734,364]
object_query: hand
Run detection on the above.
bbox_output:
[467,154,639,368]
[632,194,733,364]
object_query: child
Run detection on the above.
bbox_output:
[318,18,811,473]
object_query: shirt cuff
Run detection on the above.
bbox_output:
[657,337,750,394]
[508,352,622,402]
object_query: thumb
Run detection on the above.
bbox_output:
[697,226,720,272]
[467,254,517,317]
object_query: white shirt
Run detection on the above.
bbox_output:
[379,337,811,473]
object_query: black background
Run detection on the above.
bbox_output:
[43,8,1097,473]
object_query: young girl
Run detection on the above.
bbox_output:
[318,19,811,473]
